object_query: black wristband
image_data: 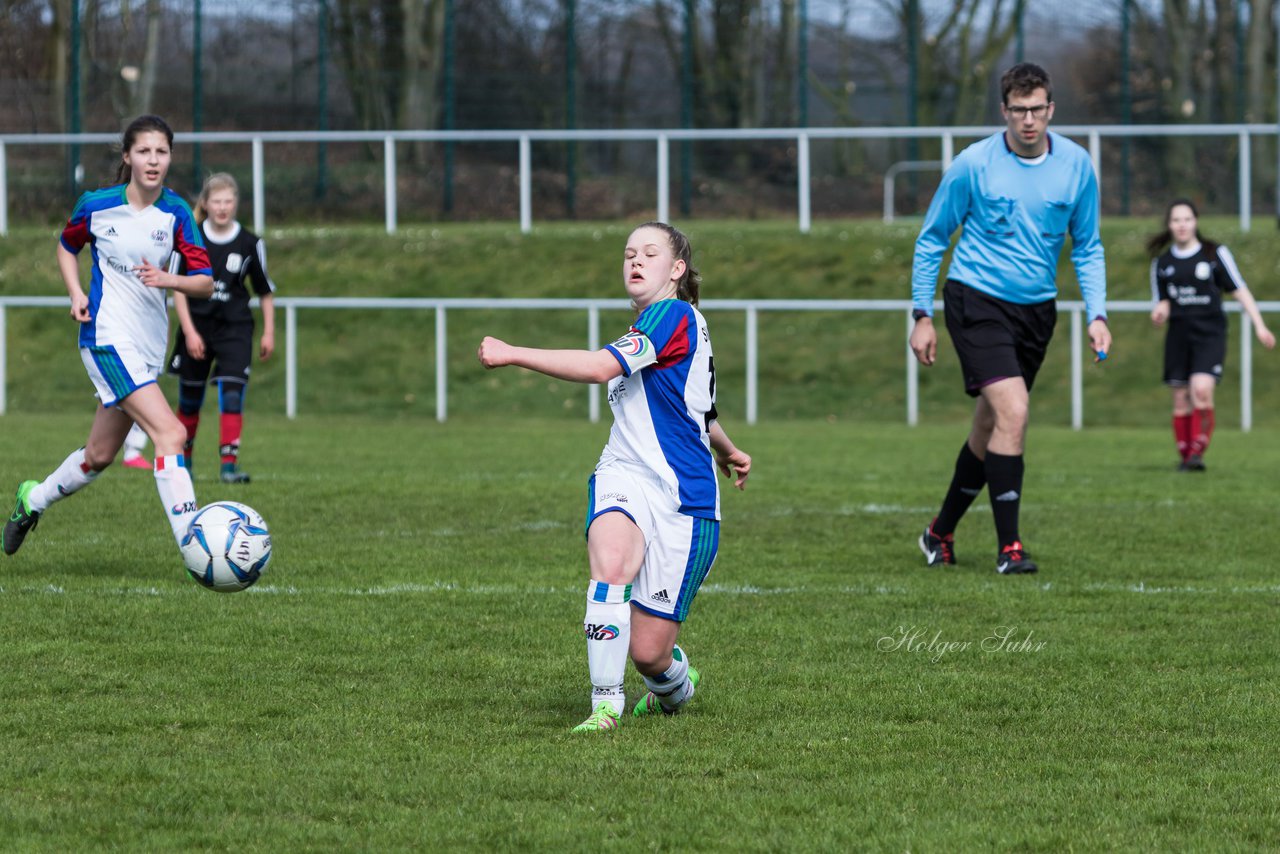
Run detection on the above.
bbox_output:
[912,309,931,321]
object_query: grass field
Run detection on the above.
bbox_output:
[2,413,1277,850]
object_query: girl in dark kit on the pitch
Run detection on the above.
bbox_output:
[1148,199,1274,470]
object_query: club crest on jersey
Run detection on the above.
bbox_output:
[1194,261,1211,280]
[151,229,169,245]
[611,332,649,358]
[225,253,244,274]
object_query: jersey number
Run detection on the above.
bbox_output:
[703,357,718,433]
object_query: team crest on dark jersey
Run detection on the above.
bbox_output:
[225,253,244,274]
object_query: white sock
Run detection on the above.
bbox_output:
[642,644,695,712]
[585,580,631,715]
[28,448,100,514]
[154,455,198,545]
[123,424,148,460]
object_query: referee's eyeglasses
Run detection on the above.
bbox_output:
[1006,103,1051,119]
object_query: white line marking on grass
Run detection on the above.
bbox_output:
[4,580,1278,597]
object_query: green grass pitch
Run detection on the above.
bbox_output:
[1,412,1277,849]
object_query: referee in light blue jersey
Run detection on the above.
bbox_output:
[908,62,1112,576]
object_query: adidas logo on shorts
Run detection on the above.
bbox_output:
[651,588,672,604]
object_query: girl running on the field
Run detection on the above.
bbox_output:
[3,115,213,558]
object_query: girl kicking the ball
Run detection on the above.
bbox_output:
[3,115,213,558]
[478,222,752,732]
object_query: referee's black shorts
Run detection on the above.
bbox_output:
[1163,314,1227,386]
[943,280,1057,398]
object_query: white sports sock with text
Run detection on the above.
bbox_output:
[154,455,198,545]
[642,644,695,711]
[584,580,631,715]
[28,448,99,514]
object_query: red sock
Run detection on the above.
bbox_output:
[1172,414,1192,461]
[1190,408,1214,457]
[220,413,243,464]
[176,410,200,456]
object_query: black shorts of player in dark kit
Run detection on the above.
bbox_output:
[169,318,255,386]
[943,280,1057,398]
[1163,314,1227,386]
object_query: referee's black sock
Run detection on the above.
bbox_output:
[933,442,986,537]
[985,451,1025,549]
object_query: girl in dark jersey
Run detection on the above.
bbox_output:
[1148,199,1274,470]
[169,173,277,483]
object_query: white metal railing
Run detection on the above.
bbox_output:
[2,123,1279,237]
[884,160,943,223]
[1,296,1274,430]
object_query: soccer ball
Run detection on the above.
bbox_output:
[180,501,272,592]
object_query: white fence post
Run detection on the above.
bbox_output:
[1071,308,1083,430]
[519,135,532,234]
[1241,313,1253,432]
[0,304,6,415]
[588,305,601,423]
[1239,130,1251,233]
[385,136,397,235]
[0,141,7,237]
[906,310,917,426]
[745,306,758,425]
[797,132,811,234]
[941,132,954,170]
[252,137,265,235]
[436,306,448,422]
[657,134,670,224]
[285,303,297,419]
[1089,130,1102,183]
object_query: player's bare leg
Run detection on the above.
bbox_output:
[119,385,200,545]
[573,511,644,732]
[631,609,700,717]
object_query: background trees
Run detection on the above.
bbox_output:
[0,0,1276,219]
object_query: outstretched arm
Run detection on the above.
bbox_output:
[708,421,751,490]
[477,336,624,384]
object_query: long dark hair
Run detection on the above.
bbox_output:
[1146,198,1217,258]
[635,221,701,306]
[115,114,174,184]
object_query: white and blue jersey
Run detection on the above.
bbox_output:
[60,184,211,368]
[912,131,1108,322]
[600,299,719,520]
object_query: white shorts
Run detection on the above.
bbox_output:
[586,465,720,622]
[80,344,161,407]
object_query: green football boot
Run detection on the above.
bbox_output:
[571,704,622,733]
[2,481,41,556]
[633,667,700,717]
